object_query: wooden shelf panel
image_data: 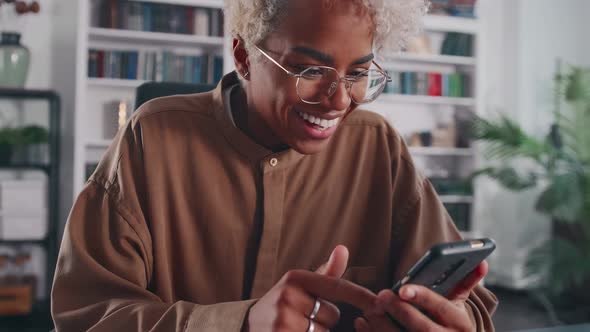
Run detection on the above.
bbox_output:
[385,53,476,66]
[88,28,224,49]
[128,0,223,8]
[377,94,475,106]
[424,15,479,34]
[87,78,148,88]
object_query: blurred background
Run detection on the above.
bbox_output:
[0,0,589,331]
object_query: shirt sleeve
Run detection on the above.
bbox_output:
[388,139,499,332]
[51,118,257,331]
[51,181,256,332]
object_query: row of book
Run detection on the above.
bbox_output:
[430,0,477,18]
[94,0,224,37]
[384,71,471,98]
[88,49,223,85]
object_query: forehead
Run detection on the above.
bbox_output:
[267,0,374,60]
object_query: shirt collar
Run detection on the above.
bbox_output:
[212,71,306,170]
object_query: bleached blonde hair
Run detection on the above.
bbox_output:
[224,0,430,60]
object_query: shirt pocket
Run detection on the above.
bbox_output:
[342,266,378,291]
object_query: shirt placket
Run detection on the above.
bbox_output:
[250,156,286,298]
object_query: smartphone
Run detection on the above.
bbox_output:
[392,238,496,297]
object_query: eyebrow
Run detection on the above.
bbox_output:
[291,46,374,66]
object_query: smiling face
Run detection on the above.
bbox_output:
[235,0,375,154]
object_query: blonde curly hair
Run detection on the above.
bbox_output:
[224,0,430,60]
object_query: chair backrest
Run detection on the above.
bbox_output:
[134,82,215,110]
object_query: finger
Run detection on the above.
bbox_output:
[377,290,441,331]
[281,306,331,332]
[282,270,376,312]
[279,286,340,328]
[354,317,371,332]
[397,285,466,327]
[448,261,489,301]
[315,245,349,278]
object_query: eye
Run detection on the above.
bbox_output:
[346,69,369,80]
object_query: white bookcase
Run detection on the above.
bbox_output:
[72,1,487,239]
[366,6,487,238]
[73,0,228,194]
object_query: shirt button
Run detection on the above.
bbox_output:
[269,158,278,167]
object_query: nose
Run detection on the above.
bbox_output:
[321,79,352,111]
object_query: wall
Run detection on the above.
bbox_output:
[476,0,590,288]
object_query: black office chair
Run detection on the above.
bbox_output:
[134,82,215,110]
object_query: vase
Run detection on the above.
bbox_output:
[0,32,30,88]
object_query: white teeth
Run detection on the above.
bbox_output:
[297,111,340,130]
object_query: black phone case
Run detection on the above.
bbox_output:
[392,238,496,296]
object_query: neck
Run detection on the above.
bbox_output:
[230,85,289,152]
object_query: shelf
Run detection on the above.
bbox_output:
[128,0,223,8]
[87,78,148,88]
[440,195,474,204]
[377,94,476,106]
[88,28,224,49]
[86,140,112,149]
[424,15,479,34]
[385,53,476,66]
[0,238,46,245]
[409,147,474,156]
[0,299,53,332]
[0,164,51,172]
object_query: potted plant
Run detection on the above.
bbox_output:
[0,126,19,164]
[471,62,590,322]
[17,124,49,163]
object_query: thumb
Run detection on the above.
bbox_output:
[315,245,349,278]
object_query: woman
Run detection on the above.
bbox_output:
[51,0,498,331]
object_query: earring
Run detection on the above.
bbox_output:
[243,71,250,78]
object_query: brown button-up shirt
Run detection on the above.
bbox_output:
[51,72,497,331]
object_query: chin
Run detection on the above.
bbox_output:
[289,138,333,155]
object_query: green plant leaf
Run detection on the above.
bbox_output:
[472,167,538,190]
[535,173,584,221]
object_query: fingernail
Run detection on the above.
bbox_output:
[401,286,416,300]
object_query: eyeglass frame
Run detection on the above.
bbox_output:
[252,45,392,105]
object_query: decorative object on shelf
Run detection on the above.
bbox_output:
[0,246,36,315]
[405,33,432,54]
[0,127,18,164]
[0,32,29,88]
[0,179,47,240]
[472,61,590,322]
[103,100,131,139]
[0,0,41,88]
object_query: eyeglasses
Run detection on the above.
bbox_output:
[253,45,391,105]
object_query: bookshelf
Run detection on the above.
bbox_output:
[73,0,229,194]
[366,3,488,238]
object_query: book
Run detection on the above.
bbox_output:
[428,73,442,96]
[193,8,210,36]
[415,72,428,95]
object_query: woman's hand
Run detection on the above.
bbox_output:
[246,246,376,332]
[355,261,488,332]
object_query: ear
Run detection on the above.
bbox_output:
[233,37,250,80]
